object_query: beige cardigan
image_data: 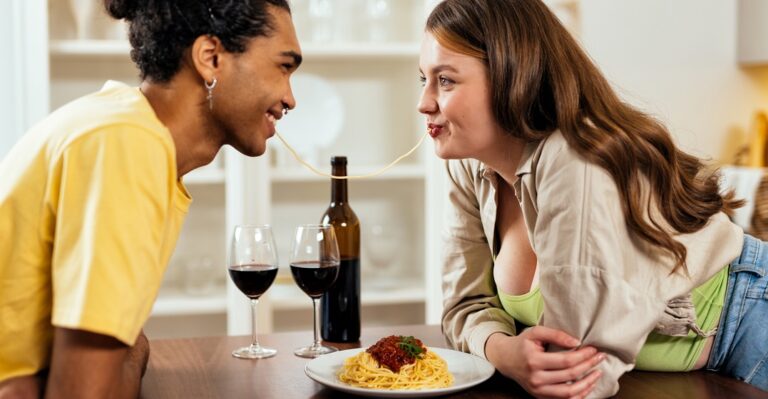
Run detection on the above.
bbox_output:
[441,131,744,398]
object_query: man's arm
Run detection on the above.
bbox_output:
[45,328,149,399]
[0,375,42,399]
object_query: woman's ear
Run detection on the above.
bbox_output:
[190,35,222,83]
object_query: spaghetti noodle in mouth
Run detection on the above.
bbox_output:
[273,124,429,180]
[337,336,454,390]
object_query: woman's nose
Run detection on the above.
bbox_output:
[417,89,437,115]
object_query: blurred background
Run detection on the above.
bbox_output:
[1,0,767,339]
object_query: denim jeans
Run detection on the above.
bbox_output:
[706,234,768,391]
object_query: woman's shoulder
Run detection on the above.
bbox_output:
[536,130,583,166]
[528,130,593,179]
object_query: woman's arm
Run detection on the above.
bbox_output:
[441,159,517,356]
[531,136,666,398]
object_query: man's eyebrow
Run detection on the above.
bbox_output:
[281,51,303,68]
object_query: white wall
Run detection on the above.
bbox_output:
[579,0,768,162]
[1,0,49,160]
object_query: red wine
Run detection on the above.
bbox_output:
[290,261,340,298]
[321,258,360,341]
[228,264,278,299]
[321,156,361,343]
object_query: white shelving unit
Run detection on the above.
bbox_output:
[30,0,446,339]
[151,288,228,317]
[270,164,425,183]
[25,0,582,338]
[49,40,420,59]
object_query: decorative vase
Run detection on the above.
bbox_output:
[68,0,98,39]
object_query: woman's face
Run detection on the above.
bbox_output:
[418,33,504,161]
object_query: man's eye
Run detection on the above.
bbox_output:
[418,76,426,86]
[439,76,453,86]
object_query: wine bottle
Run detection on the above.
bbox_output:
[320,156,361,342]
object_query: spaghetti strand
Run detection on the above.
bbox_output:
[274,130,429,180]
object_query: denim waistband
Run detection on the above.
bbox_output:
[707,233,764,371]
[730,234,768,277]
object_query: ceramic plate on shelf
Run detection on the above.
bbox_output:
[304,347,495,398]
[276,73,344,166]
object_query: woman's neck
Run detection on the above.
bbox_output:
[479,135,527,186]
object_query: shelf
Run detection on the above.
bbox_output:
[183,167,226,185]
[152,287,227,317]
[49,40,419,60]
[268,279,425,311]
[301,43,419,60]
[271,164,426,183]
[50,40,130,57]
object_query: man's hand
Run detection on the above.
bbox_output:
[486,327,605,399]
[45,328,150,399]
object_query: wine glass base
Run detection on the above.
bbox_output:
[232,346,277,359]
[293,344,338,358]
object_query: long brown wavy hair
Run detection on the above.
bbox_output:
[426,0,743,274]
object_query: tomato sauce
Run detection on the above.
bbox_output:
[367,335,427,373]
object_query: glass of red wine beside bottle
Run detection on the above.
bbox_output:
[227,225,279,359]
[290,224,341,358]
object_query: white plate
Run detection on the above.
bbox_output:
[304,347,495,398]
[276,73,344,165]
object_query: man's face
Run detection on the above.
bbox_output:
[215,6,302,157]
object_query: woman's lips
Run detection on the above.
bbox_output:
[427,123,443,138]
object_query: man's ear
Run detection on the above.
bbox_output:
[190,35,222,83]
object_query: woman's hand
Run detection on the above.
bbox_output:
[485,327,605,399]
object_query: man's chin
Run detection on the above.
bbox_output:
[231,142,267,157]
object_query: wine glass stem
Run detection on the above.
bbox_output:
[312,297,321,348]
[250,298,261,350]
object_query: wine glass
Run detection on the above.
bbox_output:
[228,225,279,359]
[364,222,401,287]
[290,224,340,358]
[366,0,392,42]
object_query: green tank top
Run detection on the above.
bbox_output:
[498,266,728,371]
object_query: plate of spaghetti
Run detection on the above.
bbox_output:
[304,335,495,398]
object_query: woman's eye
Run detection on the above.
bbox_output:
[439,76,454,86]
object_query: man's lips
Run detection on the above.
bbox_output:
[427,123,444,138]
[266,113,277,137]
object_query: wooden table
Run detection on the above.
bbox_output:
[140,324,768,398]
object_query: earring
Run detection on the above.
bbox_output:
[205,77,217,110]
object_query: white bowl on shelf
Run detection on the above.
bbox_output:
[275,73,345,168]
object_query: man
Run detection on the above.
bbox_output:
[0,1,301,397]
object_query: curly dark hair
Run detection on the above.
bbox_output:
[103,0,291,83]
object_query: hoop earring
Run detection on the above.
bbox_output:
[205,77,217,110]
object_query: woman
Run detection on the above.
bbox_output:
[419,0,763,398]
[0,0,300,397]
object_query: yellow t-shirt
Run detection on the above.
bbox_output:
[0,81,191,381]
